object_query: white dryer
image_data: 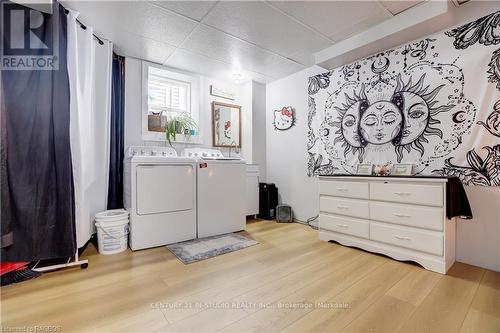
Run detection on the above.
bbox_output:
[182,148,246,238]
[124,146,196,250]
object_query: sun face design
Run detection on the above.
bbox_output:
[392,74,454,162]
[331,74,454,163]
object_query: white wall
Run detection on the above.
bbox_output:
[252,81,267,180]
[456,186,500,271]
[240,81,253,162]
[124,57,253,160]
[266,66,324,223]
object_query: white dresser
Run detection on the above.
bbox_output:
[319,176,456,274]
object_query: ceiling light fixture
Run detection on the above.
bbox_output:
[232,73,242,84]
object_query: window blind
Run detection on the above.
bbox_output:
[148,74,189,114]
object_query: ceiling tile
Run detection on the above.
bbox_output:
[259,59,306,80]
[270,0,392,42]
[64,1,197,47]
[181,24,287,76]
[328,10,393,42]
[111,31,176,65]
[164,48,271,84]
[201,1,331,59]
[149,1,217,21]
[61,1,423,82]
[379,1,424,15]
[288,50,317,67]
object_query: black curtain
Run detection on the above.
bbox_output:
[0,3,76,260]
[107,54,125,209]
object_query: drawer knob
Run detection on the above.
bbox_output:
[336,224,349,228]
[337,205,349,210]
[393,191,411,196]
[394,235,412,241]
[336,187,348,192]
[393,213,411,218]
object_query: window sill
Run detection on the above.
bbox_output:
[142,130,202,145]
[171,135,202,145]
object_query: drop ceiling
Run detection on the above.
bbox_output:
[63,0,424,83]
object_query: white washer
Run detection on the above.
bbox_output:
[124,146,196,250]
[182,148,246,238]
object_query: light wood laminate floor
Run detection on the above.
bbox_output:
[1,220,499,332]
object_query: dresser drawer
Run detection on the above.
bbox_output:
[370,222,443,256]
[370,182,443,207]
[320,180,369,199]
[320,197,369,219]
[319,214,369,239]
[370,202,443,231]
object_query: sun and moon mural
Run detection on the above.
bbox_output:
[307,10,500,186]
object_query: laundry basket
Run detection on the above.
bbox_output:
[95,209,129,255]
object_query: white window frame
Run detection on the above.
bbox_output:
[142,61,200,142]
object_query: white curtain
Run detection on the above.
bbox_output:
[67,10,113,247]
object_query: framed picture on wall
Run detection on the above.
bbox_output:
[356,164,373,175]
[210,85,235,100]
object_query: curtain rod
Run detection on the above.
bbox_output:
[63,8,105,45]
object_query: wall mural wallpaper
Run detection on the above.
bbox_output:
[307,10,500,186]
[273,106,296,131]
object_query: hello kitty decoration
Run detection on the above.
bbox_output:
[273,106,296,131]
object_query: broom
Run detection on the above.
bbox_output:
[0,262,41,286]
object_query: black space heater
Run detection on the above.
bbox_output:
[259,183,278,220]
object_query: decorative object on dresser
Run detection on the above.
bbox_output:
[373,164,390,176]
[356,164,373,175]
[393,164,414,176]
[318,176,472,274]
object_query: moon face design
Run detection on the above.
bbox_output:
[371,57,390,74]
[342,101,366,147]
[452,111,466,123]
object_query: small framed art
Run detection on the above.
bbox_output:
[356,164,373,175]
[392,164,413,176]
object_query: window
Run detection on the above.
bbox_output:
[142,62,199,141]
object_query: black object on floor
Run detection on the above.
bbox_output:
[1,268,41,286]
[259,183,278,220]
[446,177,473,219]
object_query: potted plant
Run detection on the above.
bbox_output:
[165,113,198,146]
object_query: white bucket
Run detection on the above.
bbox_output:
[95,209,129,255]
